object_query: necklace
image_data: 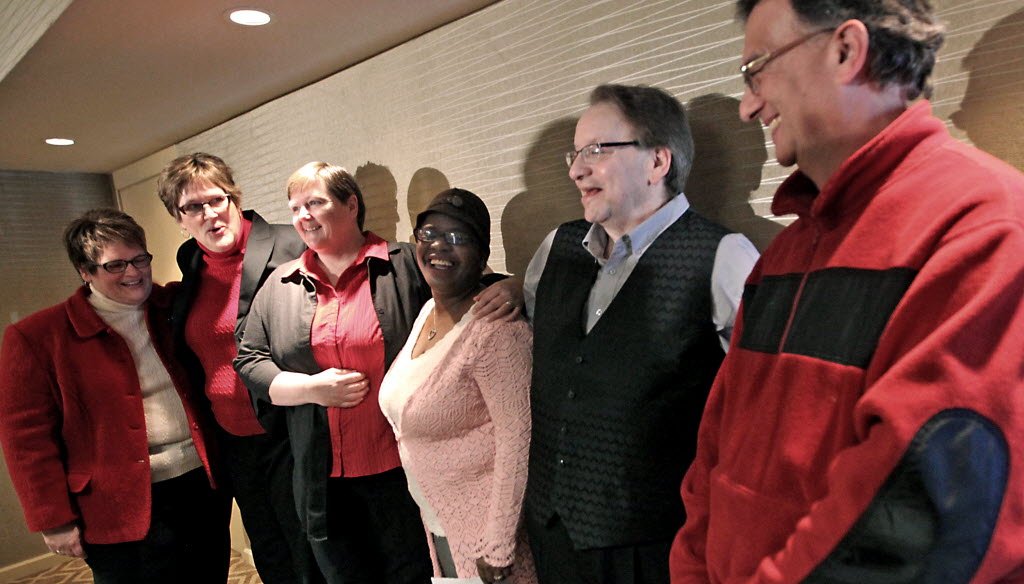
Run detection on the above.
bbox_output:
[426,294,475,343]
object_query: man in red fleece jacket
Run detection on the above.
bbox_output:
[670,1,1024,583]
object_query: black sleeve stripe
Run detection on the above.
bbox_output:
[738,274,802,354]
[805,409,1009,584]
[739,267,916,368]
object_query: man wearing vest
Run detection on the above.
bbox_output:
[670,1,1024,583]
[521,84,758,584]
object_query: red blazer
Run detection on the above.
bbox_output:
[0,284,219,544]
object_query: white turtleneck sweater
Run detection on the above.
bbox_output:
[87,287,202,483]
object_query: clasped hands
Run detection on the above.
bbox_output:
[307,368,370,407]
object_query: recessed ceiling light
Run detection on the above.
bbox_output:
[45,138,75,146]
[228,8,271,26]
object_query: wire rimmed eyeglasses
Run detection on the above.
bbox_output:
[740,28,835,94]
[565,141,640,168]
[178,195,231,217]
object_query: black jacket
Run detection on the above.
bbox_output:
[233,241,431,540]
[170,210,305,433]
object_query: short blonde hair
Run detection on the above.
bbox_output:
[286,162,365,229]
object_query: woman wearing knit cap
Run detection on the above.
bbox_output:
[379,188,537,584]
[157,153,323,584]
[0,209,230,584]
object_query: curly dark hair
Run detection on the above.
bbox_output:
[589,84,695,196]
[736,0,945,100]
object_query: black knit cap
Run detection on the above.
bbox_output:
[415,188,490,253]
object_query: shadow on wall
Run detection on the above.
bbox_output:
[951,8,1024,172]
[685,93,782,252]
[407,168,452,242]
[501,117,581,276]
[355,162,400,241]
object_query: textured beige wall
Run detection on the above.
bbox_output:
[159,0,1023,276]
[2,0,1022,577]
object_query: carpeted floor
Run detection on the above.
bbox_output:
[8,550,263,584]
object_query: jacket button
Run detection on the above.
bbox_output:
[567,390,575,399]
[559,424,567,434]
[574,355,583,364]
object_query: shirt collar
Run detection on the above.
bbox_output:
[292,231,390,283]
[770,100,942,225]
[582,193,691,262]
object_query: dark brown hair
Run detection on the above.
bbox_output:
[157,152,243,220]
[64,208,147,273]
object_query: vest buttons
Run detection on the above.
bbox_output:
[559,424,567,434]
[574,355,583,364]
[567,390,575,399]
[558,458,565,466]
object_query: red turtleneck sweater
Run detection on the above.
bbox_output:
[185,218,265,436]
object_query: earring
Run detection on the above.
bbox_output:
[180,228,190,239]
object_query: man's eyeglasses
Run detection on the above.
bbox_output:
[93,253,153,274]
[565,141,640,168]
[414,227,476,246]
[740,28,835,94]
[178,195,231,217]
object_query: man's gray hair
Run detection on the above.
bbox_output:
[737,0,945,100]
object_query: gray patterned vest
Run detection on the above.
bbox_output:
[527,210,729,549]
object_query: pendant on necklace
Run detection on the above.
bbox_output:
[427,328,437,340]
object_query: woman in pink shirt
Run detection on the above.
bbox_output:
[379,189,537,584]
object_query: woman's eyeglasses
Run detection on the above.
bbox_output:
[94,253,153,274]
[414,227,475,246]
[178,195,230,217]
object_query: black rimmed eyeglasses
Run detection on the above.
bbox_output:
[93,253,153,274]
[414,227,476,246]
[740,28,835,94]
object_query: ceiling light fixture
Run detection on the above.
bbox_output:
[228,8,271,26]
[45,138,75,146]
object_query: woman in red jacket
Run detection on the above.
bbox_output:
[0,209,230,584]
